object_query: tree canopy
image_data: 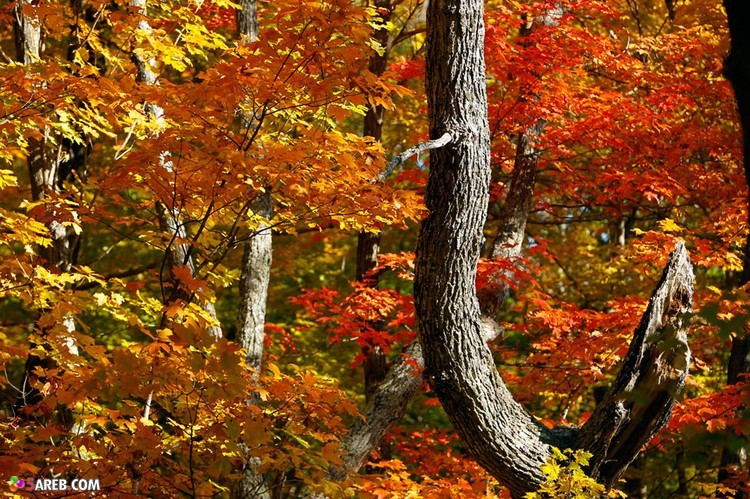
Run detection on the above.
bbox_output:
[0,0,748,497]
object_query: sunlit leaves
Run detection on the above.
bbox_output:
[525,447,621,499]
[0,0,746,496]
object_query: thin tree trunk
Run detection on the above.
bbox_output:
[485,6,560,312]
[340,102,538,476]
[413,1,694,497]
[234,0,271,374]
[490,6,564,263]
[492,124,544,260]
[233,2,273,496]
[129,2,222,492]
[720,2,750,496]
[13,0,81,415]
[357,0,392,428]
[357,231,388,402]
[130,0,222,340]
[237,223,272,373]
[14,0,42,66]
[14,1,77,277]
[339,316,504,474]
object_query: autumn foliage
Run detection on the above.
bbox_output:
[0,0,748,497]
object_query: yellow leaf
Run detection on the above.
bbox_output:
[0,169,18,189]
[658,218,681,233]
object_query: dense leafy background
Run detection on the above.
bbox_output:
[0,0,748,496]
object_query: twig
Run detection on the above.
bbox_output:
[377,132,451,182]
[114,118,138,160]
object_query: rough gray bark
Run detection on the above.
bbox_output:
[340,169,521,473]
[412,0,694,496]
[233,3,273,497]
[234,0,272,373]
[14,1,78,275]
[720,1,750,494]
[341,340,422,474]
[237,0,258,43]
[415,3,555,494]
[340,5,552,470]
[576,242,693,488]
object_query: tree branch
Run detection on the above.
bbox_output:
[338,315,504,474]
[577,241,693,488]
[377,132,451,182]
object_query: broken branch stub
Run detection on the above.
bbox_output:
[578,241,694,489]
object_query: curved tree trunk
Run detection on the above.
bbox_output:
[340,6,554,473]
[415,3,554,494]
[413,1,694,496]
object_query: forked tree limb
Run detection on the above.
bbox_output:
[413,0,694,496]
[577,242,693,488]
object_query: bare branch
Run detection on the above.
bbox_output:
[377,132,451,182]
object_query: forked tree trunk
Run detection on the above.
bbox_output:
[720,1,750,496]
[413,0,694,497]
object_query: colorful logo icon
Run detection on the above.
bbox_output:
[8,476,25,490]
